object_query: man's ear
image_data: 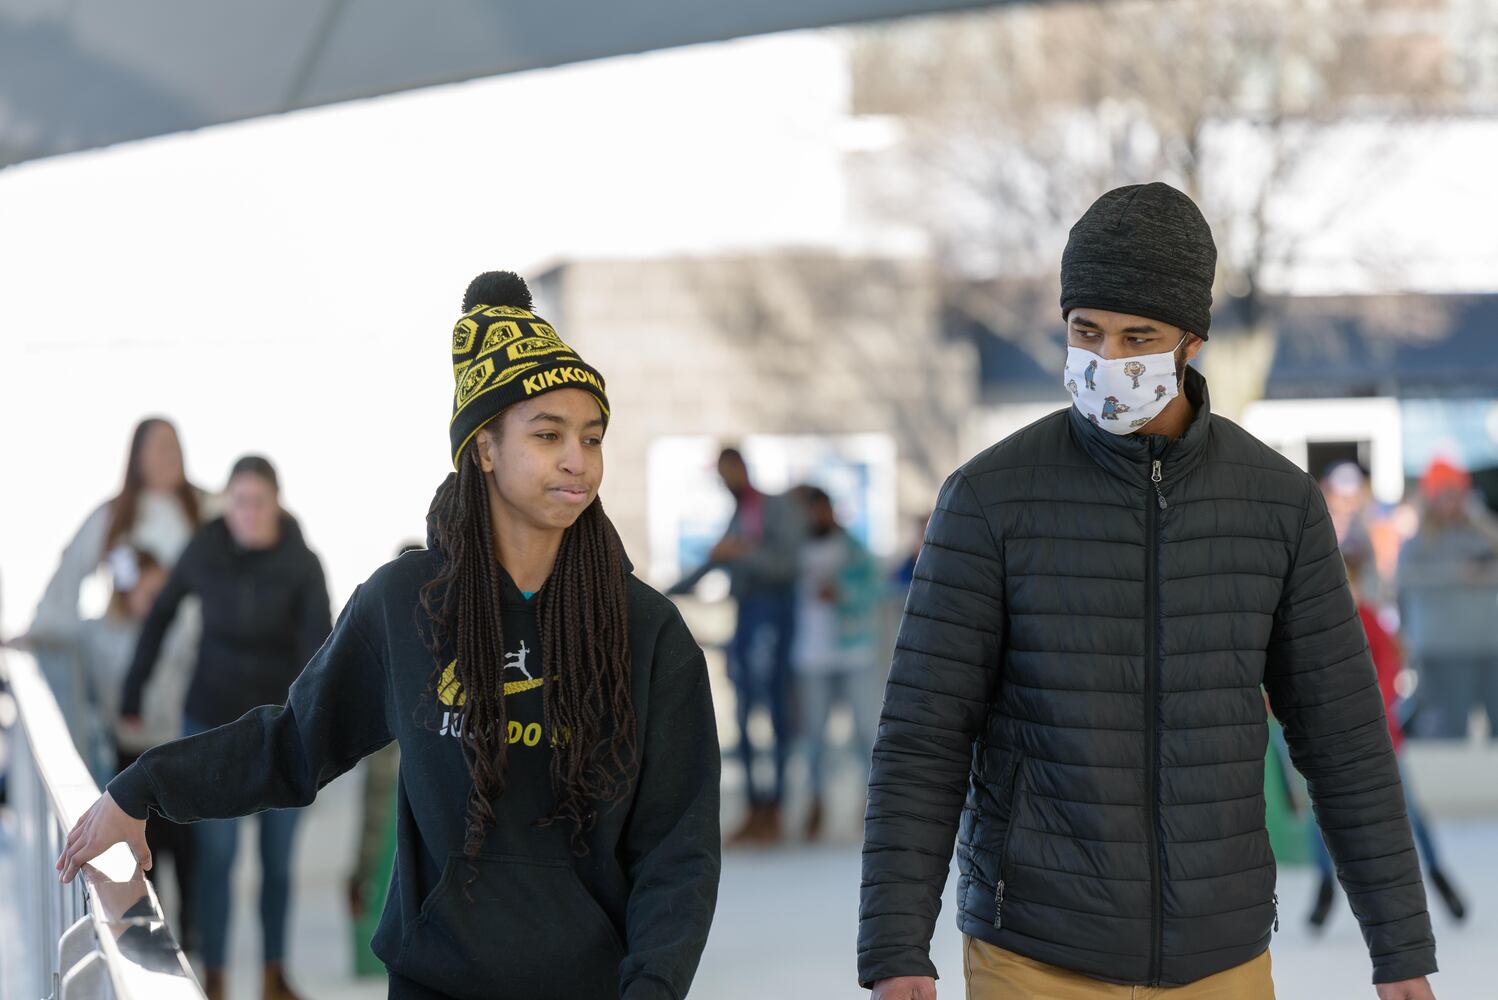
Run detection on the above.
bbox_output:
[1182,334,1206,364]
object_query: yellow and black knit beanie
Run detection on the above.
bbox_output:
[448,271,610,468]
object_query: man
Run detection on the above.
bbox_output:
[672,448,804,843]
[859,183,1437,999]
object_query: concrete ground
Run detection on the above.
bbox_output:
[219,754,1494,1000]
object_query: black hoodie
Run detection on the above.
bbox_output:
[108,521,722,1000]
[122,514,331,728]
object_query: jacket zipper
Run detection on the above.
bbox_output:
[1146,453,1165,985]
[993,752,1024,930]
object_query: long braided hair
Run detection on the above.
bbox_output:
[418,434,637,858]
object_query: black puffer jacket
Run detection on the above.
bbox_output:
[122,514,331,728]
[859,369,1435,988]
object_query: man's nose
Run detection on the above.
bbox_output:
[1098,336,1126,361]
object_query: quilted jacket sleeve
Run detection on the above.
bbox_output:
[858,470,1004,987]
[1264,480,1436,985]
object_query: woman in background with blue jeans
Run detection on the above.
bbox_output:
[789,486,881,840]
[121,455,330,1000]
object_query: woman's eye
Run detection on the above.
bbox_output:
[585,437,603,447]
[536,432,559,441]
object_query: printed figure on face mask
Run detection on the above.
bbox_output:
[1084,360,1099,391]
[1101,396,1129,421]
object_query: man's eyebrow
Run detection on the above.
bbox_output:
[1122,324,1160,334]
[1071,317,1103,330]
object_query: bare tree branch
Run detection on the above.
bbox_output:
[850,0,1465,411]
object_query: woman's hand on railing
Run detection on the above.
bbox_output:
[56,791,150,884]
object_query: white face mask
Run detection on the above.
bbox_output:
[1063,336,1186,435]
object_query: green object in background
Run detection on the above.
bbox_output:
[1264,718,1311,866]
[352,780,399,977]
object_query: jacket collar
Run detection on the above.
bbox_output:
[1068,365,1214,485]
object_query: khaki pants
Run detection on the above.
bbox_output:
[964,936,1276,999]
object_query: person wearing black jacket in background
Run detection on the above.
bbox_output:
[120,454,331,1000]
[62,272,721,1000]
[859,184,1437,1000]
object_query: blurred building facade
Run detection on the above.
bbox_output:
[534,254,979,580]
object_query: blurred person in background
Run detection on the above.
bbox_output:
[789,486,880,841]
[1308,552,1466,931]
[1396,457,1498,741]
[670,446,804,845]
[25,417,204,740]
[1321,461,1402,605]
[73,546,199,948]
[60,272,721,1000]
[859,184,1437,1000]
[119,454,331,1000]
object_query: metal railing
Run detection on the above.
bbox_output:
[2,648,203,1000]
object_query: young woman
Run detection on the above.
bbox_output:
[27,417,204,736]
[59,272,722,1000]
[120,454,332,1000]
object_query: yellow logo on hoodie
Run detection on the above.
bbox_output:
[436,642,544,708]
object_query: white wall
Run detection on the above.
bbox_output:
[1240,397,1405,502]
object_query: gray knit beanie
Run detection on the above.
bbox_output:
[1059,182,1217,338]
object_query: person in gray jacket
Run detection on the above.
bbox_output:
[1396,456,1498,741]
[859,183,1437,1000]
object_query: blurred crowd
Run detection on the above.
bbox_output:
[1317,456,1498,744]
[668,448,918,847]
[6,419,330,1000]
[2,419,1496,990]
[1295,456,1498,931]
